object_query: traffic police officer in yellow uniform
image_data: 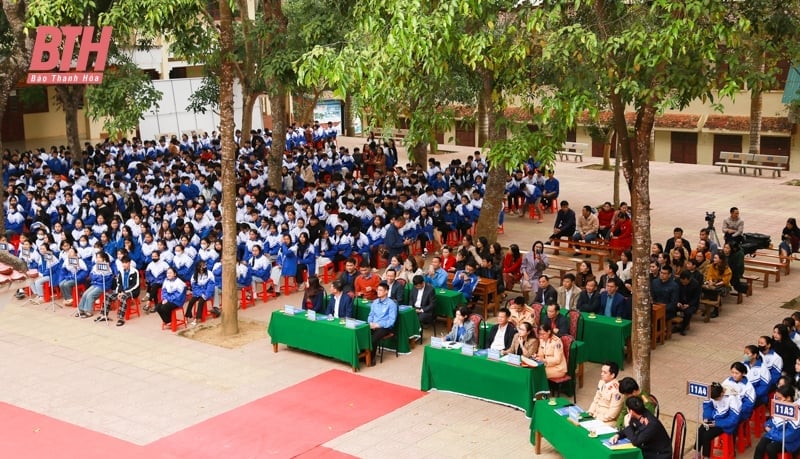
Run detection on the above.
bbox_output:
[588,361,625,425]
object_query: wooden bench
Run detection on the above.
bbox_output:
[546,239,611,271]
[558,142,589,162]
[741,274,758,297]
[744,264,780,288]
[754,251,791,275]
[715,151,748,174]
[743,153,789,178]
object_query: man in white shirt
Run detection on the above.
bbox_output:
[487,308,516,351]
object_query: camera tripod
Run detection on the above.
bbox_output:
[705,225,720,246]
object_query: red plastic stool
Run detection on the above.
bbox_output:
[72,284,87,306]
[550,199,559,213]
[320,263,335,283]
[375,255,388,269]
[497,224,504,234]
[257,279,277,302]
[42,283,61,302]
[751,404,767,438]
[736,421,751,453]
[710,433,735,459]
[93,293,107,312]
[445,231,460,247]
[162,307,187,332]
[122,297,141,320]
[763,453,794,459]
[280,276,298,295]
[240,286,256,310]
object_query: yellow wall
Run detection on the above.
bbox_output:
[23,87,90,139]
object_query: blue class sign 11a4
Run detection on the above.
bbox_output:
[686,381,709,399]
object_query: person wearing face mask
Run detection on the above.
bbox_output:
[58,248,88,307]
[144,251,169,312]
[742,344,772,406]
[759,335,784,389]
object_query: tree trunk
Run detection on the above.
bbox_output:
[602,129,614,170]
[477,90,488,147]
[613,142,621,207]
[262,0,289,190]
[748,50,765,154]
[219,0,239,336]
[344,93,355,136]
[410,142,428,166]
[295,90,322,126]
[268,91,286,189]
[474,70,505,245]
[55,86,86,155]
[628,105,657,393]
[241,91,258,137]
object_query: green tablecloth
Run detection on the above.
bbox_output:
[434,288,465,319]
[420,345,549,416]
[530,397,643,459]
[354,298,421,354]
[577,313,632,369]
[267,309,372,370]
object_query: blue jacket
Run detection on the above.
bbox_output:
[451,271,479,300]
[325,293,354,318]
[277,243,298,277]
[600,292,630,319]
[703,397,740,434]
[764,412,800,452]
[744,359,771,405]
[58,261,89,286]
[90,269,114,290]
[191,271,215,300]
[236,263,253,288]
[161,278,187,305]
[298,244,317,278]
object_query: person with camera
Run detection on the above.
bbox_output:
[722,207,744,245]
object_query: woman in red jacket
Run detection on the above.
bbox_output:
[609,212,633,257]
[502,243,523,293]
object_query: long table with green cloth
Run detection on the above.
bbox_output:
[433,288,466,320]
[530,397,642,458]
[267,309,372,370]
[354,298,421,354]
[420,345,548,416]
[577,313,631,369]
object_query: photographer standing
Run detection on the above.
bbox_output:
[722,207,744,245]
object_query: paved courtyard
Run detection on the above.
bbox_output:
[2,136,799,457]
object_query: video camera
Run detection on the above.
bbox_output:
[704,211,716,228]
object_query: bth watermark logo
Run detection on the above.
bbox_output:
[27,26,112,85]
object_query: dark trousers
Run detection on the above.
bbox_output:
[156,301,181,324]
[754,437,795,459]
[696,425,723,457]
[148,283,162,304]
[185,296,206,319]
[371,327,393,352]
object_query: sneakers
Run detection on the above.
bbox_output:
[94,315,109,322]
[63,299,73,306]
[190,319,197,326]
[15,290,26,299]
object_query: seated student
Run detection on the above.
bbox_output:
[743,345,772,406]
[444,306,476,345]
[760,335,784,388]
[608,396,672,459]
[541,303,570,337]
[451,262,479,301]
[185,259,216,325]
[588,361,625,426]
[96,255,140,326]
[302,276,327,313]
[58,247,88,307]
[754,384,800,459]
[367,282,398,363]
[355,262,381,301]
[576,279,602,313]
[696,382,741,459]
[722,361,756,423]
[325,280,354,318]
[486,307,516,351]
[409,275,435,327]
[536,323,567,379]
[502,321,538,358]
[76,252,114,319]
[616,377,656,430]
[156,267,186,326]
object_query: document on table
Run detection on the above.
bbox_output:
[443,341,463,350]
[603,438,635,449]
[579,419,617,436]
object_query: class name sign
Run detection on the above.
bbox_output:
[686,381,709,399]
[27,26,112,85]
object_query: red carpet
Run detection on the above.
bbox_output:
[0,370,423,458]
[0,402,141,459]
[147,369,424,458]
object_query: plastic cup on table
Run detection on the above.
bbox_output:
[615,316,623,323]
[588,312,596,319]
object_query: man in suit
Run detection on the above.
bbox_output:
[410,275,435,326]
[576,278,601,313]
[541,303,570,337]
[557,273,582,310]
[384,268,405,305]
[325,280,354,318]
[486,307,516,351]
[600,281,629,319]
[533,275,558,305]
